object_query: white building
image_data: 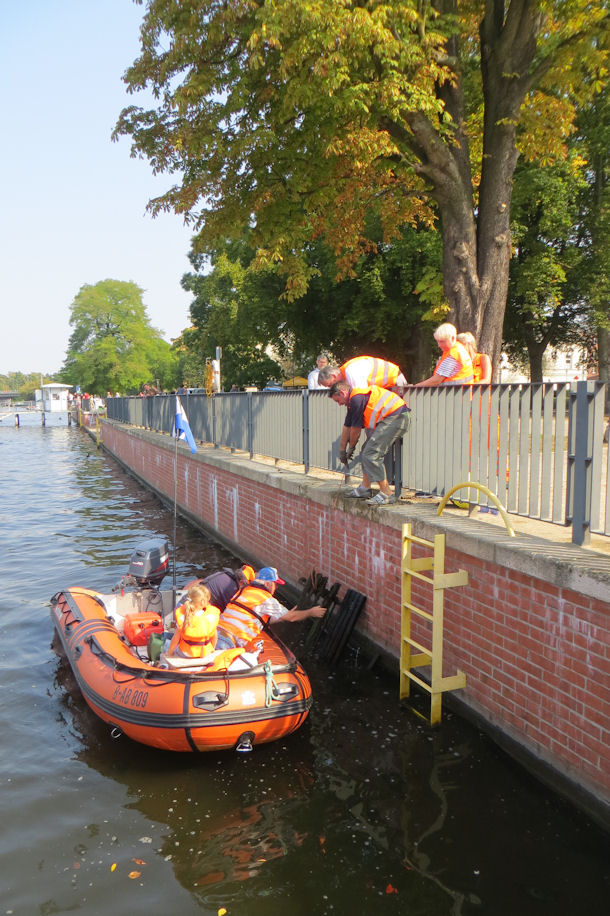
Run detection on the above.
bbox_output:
[498,345,590,384]
[35,383,72,412]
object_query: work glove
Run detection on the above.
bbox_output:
[339,450,349,466]
[345,444,356,461]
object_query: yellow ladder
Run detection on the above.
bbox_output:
[400,523,468,724]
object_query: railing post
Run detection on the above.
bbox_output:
[212,393,217,447]
[570,381,594,546]
[248,392,254,459]
[393,436,403,496]
[302,390,310,474]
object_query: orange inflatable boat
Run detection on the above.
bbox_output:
[50,540,313,753]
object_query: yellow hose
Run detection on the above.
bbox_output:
[437,482,515,537]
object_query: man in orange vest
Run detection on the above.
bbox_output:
[216,567,326,649]
[415,323,474,386]
[318,355,407,395]
[329,380,410,506]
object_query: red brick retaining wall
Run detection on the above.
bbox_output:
[100,421,610,819]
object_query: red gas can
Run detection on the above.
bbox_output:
[124,612,164,646]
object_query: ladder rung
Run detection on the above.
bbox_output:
[402,635,431,656]
[401,669,433,693]
[401,600,433,621]
[402,568,436,586]
[403,532,436,549]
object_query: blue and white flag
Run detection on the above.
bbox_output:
[173,395,197,453]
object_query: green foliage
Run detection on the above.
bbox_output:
[60,279,179,394]
[504,70,610,381]
[504,155,590,380]
[0,371,56,401]
[180,246,285,389]
[576,81,610,329]
[180,221,442,386]
[115,0,610,366]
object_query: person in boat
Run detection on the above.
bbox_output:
[168,584,221,659]
[317,355,408,396]
[329,379,410,506]
[198,564,256,611]
[216,567,326,650]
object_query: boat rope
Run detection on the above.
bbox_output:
[263,659,281,707]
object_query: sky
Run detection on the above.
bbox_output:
[1,1,197,375]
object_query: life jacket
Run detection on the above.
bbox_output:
[472,353,491,384]
[350,386,407,429]
[342,356,400,389]
[434,343,474,384]
[219,584,273,646]
[168,603,220,658]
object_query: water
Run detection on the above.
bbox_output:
[0,426,608,916]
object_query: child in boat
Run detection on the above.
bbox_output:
[167,584,221,659]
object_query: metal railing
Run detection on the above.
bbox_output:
[107,382,609,546]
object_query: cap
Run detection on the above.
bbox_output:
[241,564,255,582]
[255,566,285,585]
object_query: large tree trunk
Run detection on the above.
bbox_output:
[528,345,545,383]
[599,326,610,416]
[409,1,542,381]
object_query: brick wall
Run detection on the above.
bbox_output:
[101,421,610,814]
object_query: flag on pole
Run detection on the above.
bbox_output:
[173,395,197,453]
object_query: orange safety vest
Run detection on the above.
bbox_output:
[169,604,220,658]
[434,343,473,384]
[350,386,406,429]
[219,585,273,646]
[472,352,491,384]
[342,356,400,389]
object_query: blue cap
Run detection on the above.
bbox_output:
[256,566,285,585]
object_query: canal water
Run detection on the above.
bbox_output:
[0,425,608,915]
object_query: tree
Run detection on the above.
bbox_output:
[181,220,443,385]
[181,247,285,389]
[61,279,179,393]
[0,371,56,401]
[503,155,588,381]
[576,82,610,394]
[114,0,609,378]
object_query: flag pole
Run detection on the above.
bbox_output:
[172,396,178,595]
[172,393,197,601]
[173,431,178,591]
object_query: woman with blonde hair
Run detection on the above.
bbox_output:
[457,332,492,383]
[168,584,220,658]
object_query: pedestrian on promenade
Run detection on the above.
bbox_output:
[307,353,330,390]
[457,332,492,383]
[415,323,474,386]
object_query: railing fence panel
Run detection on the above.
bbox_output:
[105,381,608,543]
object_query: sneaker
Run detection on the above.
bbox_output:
[344,486,373,499]
[366,492,397,506]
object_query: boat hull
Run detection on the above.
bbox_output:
[50,587,312,752]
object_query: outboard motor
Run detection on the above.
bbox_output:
[127,537,170,588]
